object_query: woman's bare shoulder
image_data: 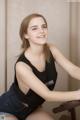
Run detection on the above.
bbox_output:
[16,61,32,73]
[47,42,57,52]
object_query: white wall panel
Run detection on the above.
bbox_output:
[0,0,6,94]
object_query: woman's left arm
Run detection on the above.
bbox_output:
[49,43,80,80]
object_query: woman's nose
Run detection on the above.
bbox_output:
[39,28,44,33]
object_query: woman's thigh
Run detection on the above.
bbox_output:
[26,107,55,120]
[0,113,18,120]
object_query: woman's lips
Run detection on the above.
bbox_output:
[37,35,45,38]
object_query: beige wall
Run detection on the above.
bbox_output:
[69,3,80,120]
[78,3,80,66]
[77,4,80,120]
[69,2,80,89]
[0,0,6,93]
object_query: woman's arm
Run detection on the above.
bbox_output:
[49,43,80,80]
[16,62,80,102]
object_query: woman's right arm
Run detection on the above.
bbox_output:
[16,62,80,102]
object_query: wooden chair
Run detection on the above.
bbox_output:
[52,100,80,120]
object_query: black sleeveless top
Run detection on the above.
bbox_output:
[12,51,57,109]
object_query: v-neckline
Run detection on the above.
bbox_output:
[23,53,47,74]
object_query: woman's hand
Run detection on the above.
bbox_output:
[47,90,80,102]
[75,89,80,100]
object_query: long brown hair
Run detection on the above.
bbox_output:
[19,13,51,62]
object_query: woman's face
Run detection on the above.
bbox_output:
[25,17,48,45]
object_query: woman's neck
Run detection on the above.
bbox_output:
[27,45,44,57]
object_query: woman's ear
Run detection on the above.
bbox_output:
[24,34,29,39]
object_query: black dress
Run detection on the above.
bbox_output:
[0,51,57,120]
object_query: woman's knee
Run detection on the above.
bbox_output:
[0,114,18,120]
[26,108,54,120]
[4,116,18,120]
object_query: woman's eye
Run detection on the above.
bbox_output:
[32,28,37,30]
[31,25,47,31]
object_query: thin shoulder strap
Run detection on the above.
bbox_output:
[14,53,33,85]
[16,53,33,68]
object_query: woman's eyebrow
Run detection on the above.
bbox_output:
[30,24,46,28]
[30,25,38,28]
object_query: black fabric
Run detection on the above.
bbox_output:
[0,51,57,120]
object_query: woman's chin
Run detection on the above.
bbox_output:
[38,39,47,45]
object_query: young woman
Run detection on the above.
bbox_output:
[0,13,80,120]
